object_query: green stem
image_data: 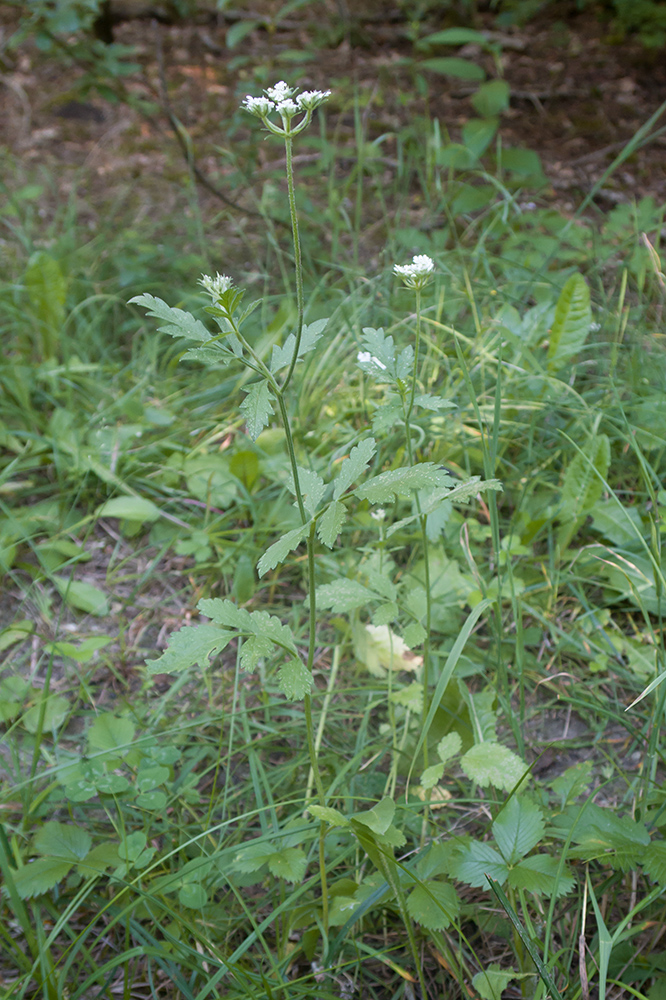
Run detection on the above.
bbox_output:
[282,133,305,392]
[403,287,433,839]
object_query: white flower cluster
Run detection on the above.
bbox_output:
[393,255,435,289]
[199,272,233,299]
[242,81,331,135]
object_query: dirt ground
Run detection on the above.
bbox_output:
[1,4,665,230]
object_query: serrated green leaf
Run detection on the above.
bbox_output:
[493,797,545,864]
[560,434,610,524]
[267,847,307,882]
[355,463,452,504]
[387,477,502,537]
[76,843,121,876]
[333,438,377,500]
[88,713,135,755]
[129,293,210,342]
[51,576,109,616]
[354,797,395,835]
[95,496,160,523]
[12,858,73,899]
[359,328,395,375]
[406,881,459,930]
[316,578,377,613]
[240,634,274,672]
[372,400,403,434]
[509,855,575,897]
[413,393,455,412]
[145,624,232,675]
[289,467,325,516]
[402,621,427,647]
[198,599,297,654]
[460,742,529,792]
[472,965,518,1000]
[450,841,508,888]
[307,805,349,827]
[241,381,275,441]
[643,841,666,887]
[34,822,92,861]
[547,273,591,371]
[437,732,462,764]
[182,343,236,366]
[372,602,398,625]
[277,659,312,701]
[256,522,311,577]
[269,319,328,373]
[317,500,347,547]
[421,763,445,789]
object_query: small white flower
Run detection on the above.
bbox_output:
[266,81,295,103]
[371,508,386,522]
[393,254,435,289]
[275,98,299,117]
[199,272,233,298]
[297,89,332,111]
[242,95,274,117]
[357,351,387,370]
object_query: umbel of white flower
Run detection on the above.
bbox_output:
[242,81,331,137]
[199,272,233,300]
[393,254,435,290]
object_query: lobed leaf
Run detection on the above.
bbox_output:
[145,624,232,675]
[277,659,312,701]
[449,841,508,888]
[492,797,545,864]
[240,381,275,441]
[355,463,452,504]
[289,467,326,517]
[198,599,297,654]
[333,438,377,500]
[460,742,529,792]
[317,500,347,548]
[129,293,210,343]
[256,522,312,578]
[508,854,575,897]
[316,578,377,613]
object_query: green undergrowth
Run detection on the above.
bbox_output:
[2,76,666,1000]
